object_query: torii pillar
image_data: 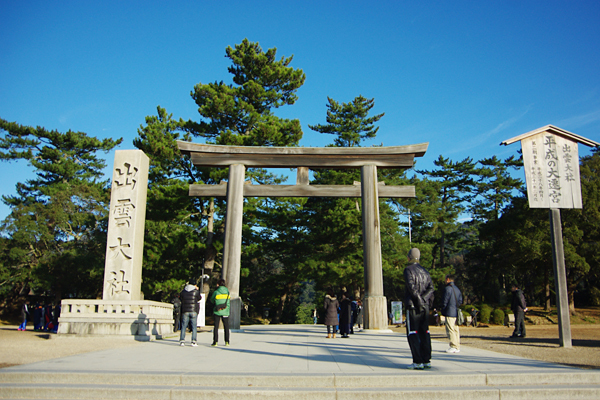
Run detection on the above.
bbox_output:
[221,164,245,330]
[361,164,388,330]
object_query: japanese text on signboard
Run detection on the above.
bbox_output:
[522,133,582,209]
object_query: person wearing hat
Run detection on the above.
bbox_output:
[403,247,435,370]
[179,279,201,347]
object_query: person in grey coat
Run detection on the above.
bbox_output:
[323,289,339,338]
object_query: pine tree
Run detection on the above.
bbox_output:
[135,39,306,304]
[309,95,384,147]
[417,156,475,269]
[133,107,208,299]
[470,155,523,222]
[187,38,305,147]
[306,95,387,297]
[0,119,121,303]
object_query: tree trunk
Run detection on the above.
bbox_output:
[544,268,551,312]
[272,282,293,324]
[439,231,445,269]
[568,288,576,315]
[202,198,216,295]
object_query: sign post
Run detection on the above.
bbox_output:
[502,125,599,347]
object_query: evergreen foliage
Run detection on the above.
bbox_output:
[306,95,394,300]
[308,95,384,147]
[295,303,315,324]
[491,308,505,325]
[0,118,121,306]
[479,304,493,323]
[1,40,599,322]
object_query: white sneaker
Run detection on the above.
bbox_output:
[191,342,197,347]
[179,341,185,346]
[446,347,460,353]
[407,363,424,370]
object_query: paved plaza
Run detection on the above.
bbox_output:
[2,324,600,399]
[0,323,591,374]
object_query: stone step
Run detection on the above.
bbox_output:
[2,371,600,387]
[1,382,600,400]
[1,371,600,399]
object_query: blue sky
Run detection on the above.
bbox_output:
[2,1,600,221]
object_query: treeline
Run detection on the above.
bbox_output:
[1,39,599,322]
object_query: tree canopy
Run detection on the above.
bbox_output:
[2,40,600,323]
[0,118,121,304]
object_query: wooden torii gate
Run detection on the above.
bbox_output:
[178,141,428,330]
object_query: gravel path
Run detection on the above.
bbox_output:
[425,324,600,369]
[0,326,142,368]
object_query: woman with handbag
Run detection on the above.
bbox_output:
[210,279,231,347]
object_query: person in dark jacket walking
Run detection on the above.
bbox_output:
[18,300,30,331]
[179,279,201,346]
[210,279,230,346]
[323,289,339,338]
[33,302,43,331]
[338,292,352,338]
[403,248,434,370]
[441,274,463,353]
[510,284,528,338]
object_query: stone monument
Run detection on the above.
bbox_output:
[58,150,174,340]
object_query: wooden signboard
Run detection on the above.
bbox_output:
[521,132,582,209]
[502,125,599,348]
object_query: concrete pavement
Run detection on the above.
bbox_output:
[1,324,600,399]
[0,323,582,374]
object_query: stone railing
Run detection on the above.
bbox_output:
[60,299,173,319]
[58,299,174,340]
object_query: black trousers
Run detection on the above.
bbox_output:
[405,307,432,364]
[513,310,526,337]
[213,315,230,344]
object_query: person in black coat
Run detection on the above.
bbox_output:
[179,279,202,346]
[338,292,352,338]
[511,285,528,338]
[33,302,43,331]
[403,248,434,370]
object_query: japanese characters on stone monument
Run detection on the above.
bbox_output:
[521,132,582,209]
[59,149,172,339]
[102,150,149,301]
